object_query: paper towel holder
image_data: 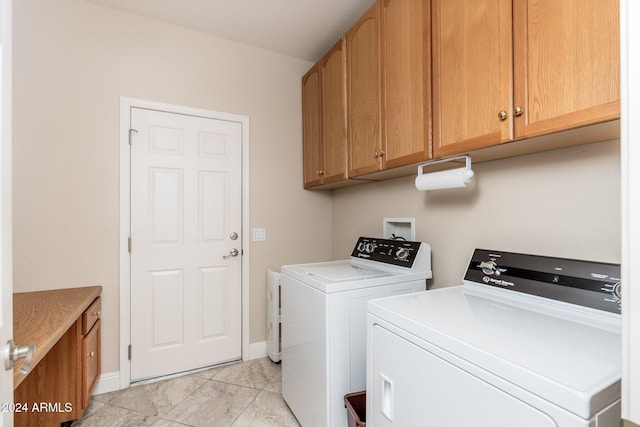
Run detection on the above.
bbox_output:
[416,155,475,190]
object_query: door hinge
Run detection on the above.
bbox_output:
[128,237,132,253]
[128,344,132,361]
[128,128,138,145]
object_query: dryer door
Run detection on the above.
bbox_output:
[369,325,558,427]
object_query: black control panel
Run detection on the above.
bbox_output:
[464,249,621,314]
[351,237,422,268]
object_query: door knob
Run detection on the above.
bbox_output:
[2,339,37,374]
[223,248,239,259]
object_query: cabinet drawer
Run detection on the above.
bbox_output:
[82,318,101,409]
[82,296,101,335]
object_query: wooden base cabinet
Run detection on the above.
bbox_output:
[432,0,620,158]
[82,297,102,410]
[14,296,101,427]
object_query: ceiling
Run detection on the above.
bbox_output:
[87,0,375,62]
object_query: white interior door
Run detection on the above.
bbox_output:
[130,107,242,381]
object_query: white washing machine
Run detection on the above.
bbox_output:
[367,249,622,427]
[281,237,432,427]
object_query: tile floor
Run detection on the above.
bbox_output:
[72,358,300,427]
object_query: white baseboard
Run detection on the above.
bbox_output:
[93,371,121,395]
[249,341,267,360]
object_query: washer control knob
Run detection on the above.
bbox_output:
[396,248,410,260]
[365,243,377,253]
[480,260,498,275]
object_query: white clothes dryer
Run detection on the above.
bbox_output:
[367,249,622,427]
[281,237,432,427]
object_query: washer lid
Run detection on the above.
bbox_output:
[367,286,621,419]
[297,261,391,282]
[281,260,426,293]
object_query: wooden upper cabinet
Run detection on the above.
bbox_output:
[513,0,620,138]
[321,38,348,185]
[303,0,619,188]
[302,64,323,188]
[347,3,382,177]
[381,0,431,168]
[433,0,620,159]
[432,0,514,158]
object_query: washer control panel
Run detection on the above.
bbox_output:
[464,249,621,314]
[351,237,422,268]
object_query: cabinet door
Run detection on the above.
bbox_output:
[381,0,431,168]
[14,323,82,426]
[513,0,620,138]
[321,39,348,184]
[82,319,101,410]
[432,0,513,157]
[347,3,382,177]
[302,65,323,188]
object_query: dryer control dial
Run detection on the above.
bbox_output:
[480,260,498,275]
[614,282,621,300]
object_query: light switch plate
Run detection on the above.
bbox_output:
[252,228,266,242]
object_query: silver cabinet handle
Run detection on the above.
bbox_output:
[2,339,37,374]
[223,248,239,259]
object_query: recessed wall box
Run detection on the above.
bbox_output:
[383,218,415,241]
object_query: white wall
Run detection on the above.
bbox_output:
[333,140,621,287]
[12,0,333,375]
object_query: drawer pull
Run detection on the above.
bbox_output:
[93,310,101,317]
[87,351,95,358]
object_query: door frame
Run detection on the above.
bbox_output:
[119,97,250,389]
[0,0,13,422]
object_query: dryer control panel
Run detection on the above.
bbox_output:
[464,249,621,314]
[351,237,422,268]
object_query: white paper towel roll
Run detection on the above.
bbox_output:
[415,167,474,191]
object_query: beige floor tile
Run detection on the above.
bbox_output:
[230,390,300,427]
[81,358,298,427]
[264,370,282,393]
[78,399,107,419]
[151,418,193,427]
[187,365,223,380]
[212,358,280,389]
[162,381,259,427]
[106,376,207,416]
[72,403,159,427]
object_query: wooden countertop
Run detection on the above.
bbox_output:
[13,286,102,389]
